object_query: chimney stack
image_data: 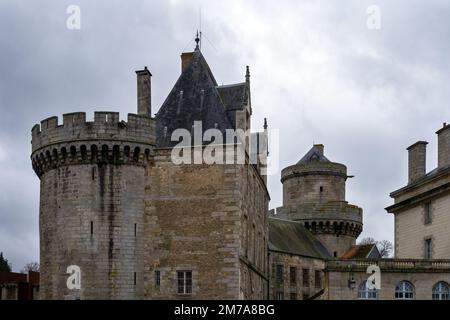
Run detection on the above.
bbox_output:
[136,66,152,116]
[436,123,450,168]
[407,141,428,183]
[314,144,324,156]
[181,52,194,73]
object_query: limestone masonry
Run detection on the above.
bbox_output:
[30,44,450,300]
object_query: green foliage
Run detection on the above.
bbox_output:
[0,252,12,272]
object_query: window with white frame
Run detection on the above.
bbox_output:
[177,270,192,294]
[432,281,450,300]
[395,281,415,299]
[357,280,378,300]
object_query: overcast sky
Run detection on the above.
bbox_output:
[1,0,450,271]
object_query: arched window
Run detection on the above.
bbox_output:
[357,280,378,300]
[395,281,415,299]
[432,281,450,300]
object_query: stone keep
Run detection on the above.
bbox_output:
[31,69,155,299]
[279,144,362,257]
[31,47,270,300]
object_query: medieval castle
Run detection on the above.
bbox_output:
[27,42,450,300]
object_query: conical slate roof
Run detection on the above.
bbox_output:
[297,144,330,164]
[155,48,235,147]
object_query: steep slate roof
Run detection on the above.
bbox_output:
[156,48,244,147]
[341,244,381,259]
[216,82,249,129]
[297,145,330,164]
[269,217,331,259]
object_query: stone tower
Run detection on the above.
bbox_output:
[31,45,269,300]
[279,144,362,257]
[31,69,155,299]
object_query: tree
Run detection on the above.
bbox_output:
[377,240,394,258]
[359,237,376,245]
[358,237,393,258]
[21,262,40,273]
[0,252,12,272]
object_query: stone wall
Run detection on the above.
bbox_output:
[281,162,347,206]
[326,261,450,300]
[269,252,325,300]
[32,112,155,300]
[395,195,450,259]
[144,147,269,299]
[39,163,147,299]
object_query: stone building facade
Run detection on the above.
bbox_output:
[30,43,450,300]
[31,44,269,299]
[269,144,450,300]
[386,124,450,259]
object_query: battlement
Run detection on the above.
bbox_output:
[281,161,347,183]
[31,112,155,153]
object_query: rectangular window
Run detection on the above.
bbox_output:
[302,268,310,287]
[133,272,137,286]
[290,267,296,285]
[90,221,93,235]
[315,270,322,288]
[177,270,192,294]
[276,291,284,300]
[425,238,432,259]
[424,202,432,224]
[155,270,160,288]
[276,265,284,283]
[134,223,137,237]
[290,292,297,300]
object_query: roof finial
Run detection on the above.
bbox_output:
[195,30,200,51]
[263,118,268,130]
[245,66,250,83]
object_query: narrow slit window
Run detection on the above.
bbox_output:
[155,270,160,288]
[134,272,137,286]
[90,221,93,235]
[134,223,137,237]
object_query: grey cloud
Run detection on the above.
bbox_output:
[1,0,449,269]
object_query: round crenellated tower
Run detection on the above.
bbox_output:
[31,111,155,299]
[280,144,363,258]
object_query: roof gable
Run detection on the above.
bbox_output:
[297,145,330,164]
[155,49,233,147]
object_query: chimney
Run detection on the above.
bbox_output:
[407,141,428,183]
[181,52,194,73]
[135,67,152,116]
[436,122,450,168]
[314,144,324,156]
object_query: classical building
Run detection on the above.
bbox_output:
[269,144,450,300]
[386,124,450,259]
[31,41,269,299]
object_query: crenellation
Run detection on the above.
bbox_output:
[31,112,155,153]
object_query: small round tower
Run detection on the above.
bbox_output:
[31,111,155,299]
[281,144,362,257]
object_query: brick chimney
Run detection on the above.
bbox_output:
[314,144,324,156]
[407,141,428,183]
[181,52,194,73]
[135,67,152,116]
[436,122,450,168]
